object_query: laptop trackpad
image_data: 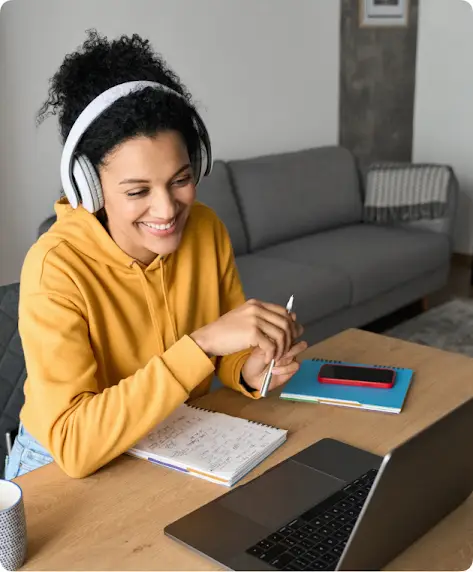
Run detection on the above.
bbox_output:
[219,460,344,529]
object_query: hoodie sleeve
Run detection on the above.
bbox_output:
[213,219,258,399]
[19,285,215,480]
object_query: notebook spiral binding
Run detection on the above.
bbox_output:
[187,404,278,430]
[186,404,217,414]
[246,419,277,429]
[311,358,400,370]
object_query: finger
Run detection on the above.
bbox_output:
[250,301,301,347]
[250,302,303,352]
[256,318,287,360]
[259,303,298,341]
[254,302,298,322]
[253,331,277,364]
[254,306,293,355]
[270,363,301,389]
[245,300,287,358]
[275,355,293,367]
[272,361,300,377]
[246,298,263,308]
[288,312,303,340]
[295,323,304,338]
[258,301,291,316]
[289,317,304,339]
[260,304,301,340]
[274,341,308,367]
[278,340,308,362]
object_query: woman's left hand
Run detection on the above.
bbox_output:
[241,339,308,393]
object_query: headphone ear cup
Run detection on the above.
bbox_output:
[73,155,104,213]
[192,141,203,186]
[63,161,81,209]
[191,114,212,185]
[199,137,210,181]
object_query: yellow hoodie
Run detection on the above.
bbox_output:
[19,198,255,478]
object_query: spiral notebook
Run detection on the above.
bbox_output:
[280,358,414,414]
[127,404,287,486]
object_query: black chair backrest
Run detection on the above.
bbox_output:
[38,215,56,238]
[0,283,26,476]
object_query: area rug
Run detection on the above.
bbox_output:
[385,298,473,358]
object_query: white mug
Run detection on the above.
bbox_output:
[0,480,27,571]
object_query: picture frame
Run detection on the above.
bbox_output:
[359,0,410,28]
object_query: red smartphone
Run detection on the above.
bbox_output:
[318,364,395,388]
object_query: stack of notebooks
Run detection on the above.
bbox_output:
[280,358,414,414]
[127,404,287,486]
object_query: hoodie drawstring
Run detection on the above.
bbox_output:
[133,262,164,354]
[132,259,178,354]
[160,258,178,344]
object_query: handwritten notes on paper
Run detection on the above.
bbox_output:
[132,405,287,475]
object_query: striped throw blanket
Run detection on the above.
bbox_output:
[363,163,455,223]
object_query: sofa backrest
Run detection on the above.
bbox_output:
[227,146,362,251]
[196,160,248,256]
[0,283,26,478]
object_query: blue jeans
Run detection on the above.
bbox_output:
[4,423,53,480]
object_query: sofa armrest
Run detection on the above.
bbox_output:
[395,176,457,238]
[370,165,459,250]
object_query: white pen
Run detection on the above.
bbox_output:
[260,294,294,397]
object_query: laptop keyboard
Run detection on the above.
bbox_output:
[246,468,378,571]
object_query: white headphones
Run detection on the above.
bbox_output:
[60,80,213,213]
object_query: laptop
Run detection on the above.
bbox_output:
[165,395,473,571]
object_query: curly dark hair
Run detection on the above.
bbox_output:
[37,29,201,169]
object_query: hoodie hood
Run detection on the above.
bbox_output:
[49,198,178,352]
[51,198,166,272]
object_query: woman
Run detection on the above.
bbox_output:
[5,30,306,480]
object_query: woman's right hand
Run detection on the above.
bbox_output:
[190,299,303,362]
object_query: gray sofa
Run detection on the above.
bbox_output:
[197,145,456,344]
[37,145,457,345]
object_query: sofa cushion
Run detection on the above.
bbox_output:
[258,224,450,305]
[236,254,350,325]
[228,146,362,251]
[197,160,248,256]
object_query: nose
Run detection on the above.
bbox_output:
[148,187,177,222]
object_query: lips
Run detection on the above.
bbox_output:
[139,215,179,237]
[142,218,176,231]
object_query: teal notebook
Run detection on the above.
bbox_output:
[280,358,414,414]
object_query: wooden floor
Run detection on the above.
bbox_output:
[364,256,473,334]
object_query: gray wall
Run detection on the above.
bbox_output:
[413,0,473,254]
[0,0,341,285]
[339,0,419,173]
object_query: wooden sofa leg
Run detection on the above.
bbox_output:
[421,297,429,312]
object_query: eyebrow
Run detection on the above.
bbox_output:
[119,164,192,185]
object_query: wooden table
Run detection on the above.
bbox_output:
[16,329,473,571]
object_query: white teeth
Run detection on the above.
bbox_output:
[142,219,175,231]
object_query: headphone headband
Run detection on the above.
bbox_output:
[60,80,212,209]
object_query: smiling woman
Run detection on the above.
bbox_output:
[5,30,306,480]
[100,132,195,263]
